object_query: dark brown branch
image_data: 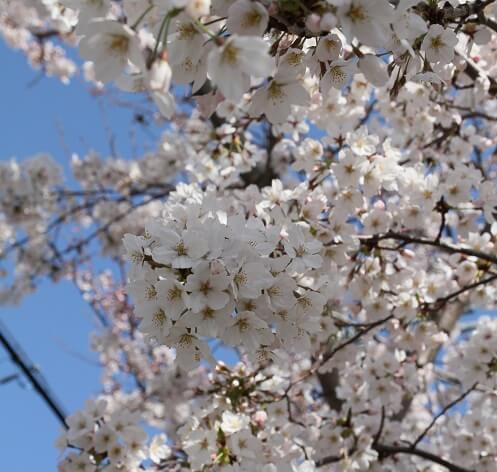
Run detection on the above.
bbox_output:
[374,443,473,472]
[320,315,394,365]
[364,231,497,266]
[317,443,473,472]
[0,321,67,428]
[411,383,477,449]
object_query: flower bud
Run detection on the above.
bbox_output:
[320,12,337,31]
[305,13,321,34]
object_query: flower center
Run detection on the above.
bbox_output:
[347,4,367,23]
[178,22,198,40]
[430,35,444,50]
[330,66,346,82]
[153,309,167,329]
[108,34,129,54]
[287,51,303,66]
[222,43,239,65]
[267,81,285,101]
[175,241,187,256]
[242,9,262,28]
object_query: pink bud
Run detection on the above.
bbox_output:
[252,410,267,427]
[374,200,386,210]
[305,13,321,34]
[320,12,337,31]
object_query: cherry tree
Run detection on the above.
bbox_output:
[3,0,497,470]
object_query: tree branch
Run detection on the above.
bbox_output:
[0,321,67,428]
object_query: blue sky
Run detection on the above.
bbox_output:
[0,40,153,471]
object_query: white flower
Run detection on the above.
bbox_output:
[150,225,208,268]
[148,59,176,118]
[167,322,214,369]
[276,48,307,80]
[184,262,230,311]
[183,429,217,469]
[138,302,173,340]
[283,224,323,273]
[169,19,206,66]
[358,54,389,87]
[223,311,274,350]
[338,0,394,47]
[156,278,187,319]
[349,126,379,156]
[456,260,478,284]
[227,430,262,459]
[221,411,250,433]
[320,59,356,95]
[181,299,234,336]
[66,411,93,442]
[230,261,273,299]
[94,425,118,453]
[266,274,297,310]
[149,434,171,464]
[227,0,269,36]
[332,149,368,186]
[315,34,342,62]
[393,10,427,42]
[362,208,392,234]
[79,20,145,82]
[207,35,274,101]
[123,233,146,265]
[421,24,458,65]
[250,79,310,124]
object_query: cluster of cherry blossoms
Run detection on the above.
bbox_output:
[58,397,171,471]
[69,0,497,122]
[4,0,497,123]
[0,0,77,82]
[124,182,329,369]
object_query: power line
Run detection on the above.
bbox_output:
[0,320,68,428]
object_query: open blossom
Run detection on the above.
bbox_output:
[149,435,171,464]
[230,261,273,299]
[223,310,274,349]
[349,126,379,156]
[184,262,231,312]
[276,48,307,79]
[207,35,274,101]
[283,224,322,273]
[358,54,389,87]
[362,208,392,234]
[315,34,342,62]
[182,428,217,469]
[79,20,145,82]
[167,322,214,369]
[337,0,394,47]
[421,24,458,64]
[150,225,208,268]
[250,79,310,124]
[138,302,173,340]
[320,59,356,95]
[227,0,269,36]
